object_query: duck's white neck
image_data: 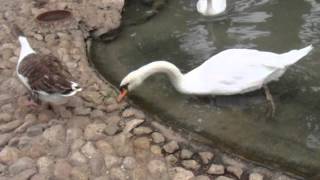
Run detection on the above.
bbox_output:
[137,61,185,92]
[18,36,35,65]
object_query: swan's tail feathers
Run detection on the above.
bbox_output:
[281,45,313,66]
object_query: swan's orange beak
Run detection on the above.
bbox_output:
[117,88,128,103]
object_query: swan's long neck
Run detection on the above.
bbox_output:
[205,0,226,15]
[206,0,213,13]
[18,36,35,65]
[137,61,184,92]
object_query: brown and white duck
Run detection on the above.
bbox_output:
[14,25,82,106]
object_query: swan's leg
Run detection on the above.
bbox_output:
[263,85,275,118]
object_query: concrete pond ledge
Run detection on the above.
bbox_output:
[0,0,309,179]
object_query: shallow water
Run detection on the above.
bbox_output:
[90,0,320,176]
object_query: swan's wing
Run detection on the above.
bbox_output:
[182,48,311,95]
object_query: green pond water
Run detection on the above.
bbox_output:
[90,0,320,177]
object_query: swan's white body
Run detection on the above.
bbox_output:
[120,46,313,96]
[197,0,227,16]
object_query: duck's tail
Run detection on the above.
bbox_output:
[281,45,313,66]
[62,81,82,97]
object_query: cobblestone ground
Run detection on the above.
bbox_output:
[0,0,303,180]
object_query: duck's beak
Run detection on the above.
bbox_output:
[117,88,128,103]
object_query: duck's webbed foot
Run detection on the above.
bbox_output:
[25,92,41,108]
[263,85,276,119]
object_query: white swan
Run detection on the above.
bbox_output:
[117,46,313,110]
[197,0,227,16]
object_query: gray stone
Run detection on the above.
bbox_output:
[0,163,7,175]
[0,120,23,133]
[122,108,137,118]
[37,156,54,175]
[0,133,13,147]
[66,128,83,144]
[74,106,91,116]
[122,156,136,170]
[70,151,87,166]
[215,176,234,180]
[26,125,44,137]
[90,153,106,176]
[181,160,200,170]
[169,167,194,180]
[0,146,19,165]
[180,149,193,159]
[43,125,66,144]
[9,157,35,175]
[96,140,115,155]
[207,164,225,175]
[123,119,144,134]
[147,159,167,175]
[71,167,89,180]
[227,166,243,179]
[150,145,162,156]
[25,114,37,122]
[104,123,119,136]
[94,176,110,180]
[30,174,50,180]
[249,173,264,180]
[68,116,91,129]
[272,174,294,180]
[106,103,120,113]
[54,159,72,179]
[133,126,153,135]
[165,154,178,166]
[84,123,106,141]
[221,155,246,169]
[10,169,37,180]
[91,109,105,119]
[112,134,133,156]
[0,113,12,122]
[190,175,211,180]
[199,152,214,164]
[49,144,69,158]
[104,154,121,169]
[133,137,151,150]
[81,142,98,159]
[151,132,165,144]
[163,141,179,153]
[110,167,126,180]
[15,118,36,133]
[0,95,11,106]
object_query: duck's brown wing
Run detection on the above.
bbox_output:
[18,54,75,95]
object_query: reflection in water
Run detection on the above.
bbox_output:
[91,0,320,176]
[300,0,320,45]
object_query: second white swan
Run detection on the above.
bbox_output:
[196,0,227,16]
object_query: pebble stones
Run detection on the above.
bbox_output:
[163,141,179,154]
[250,173,264,180]
[151,132,165,144]
[198,152,214,164]
[207,164,225,175]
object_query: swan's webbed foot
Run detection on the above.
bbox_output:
[263,85,276,119]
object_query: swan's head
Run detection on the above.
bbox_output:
[117,71,143,102]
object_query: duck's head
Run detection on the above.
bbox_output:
[117,71,143,102]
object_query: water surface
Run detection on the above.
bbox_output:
[90,0,320,176]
